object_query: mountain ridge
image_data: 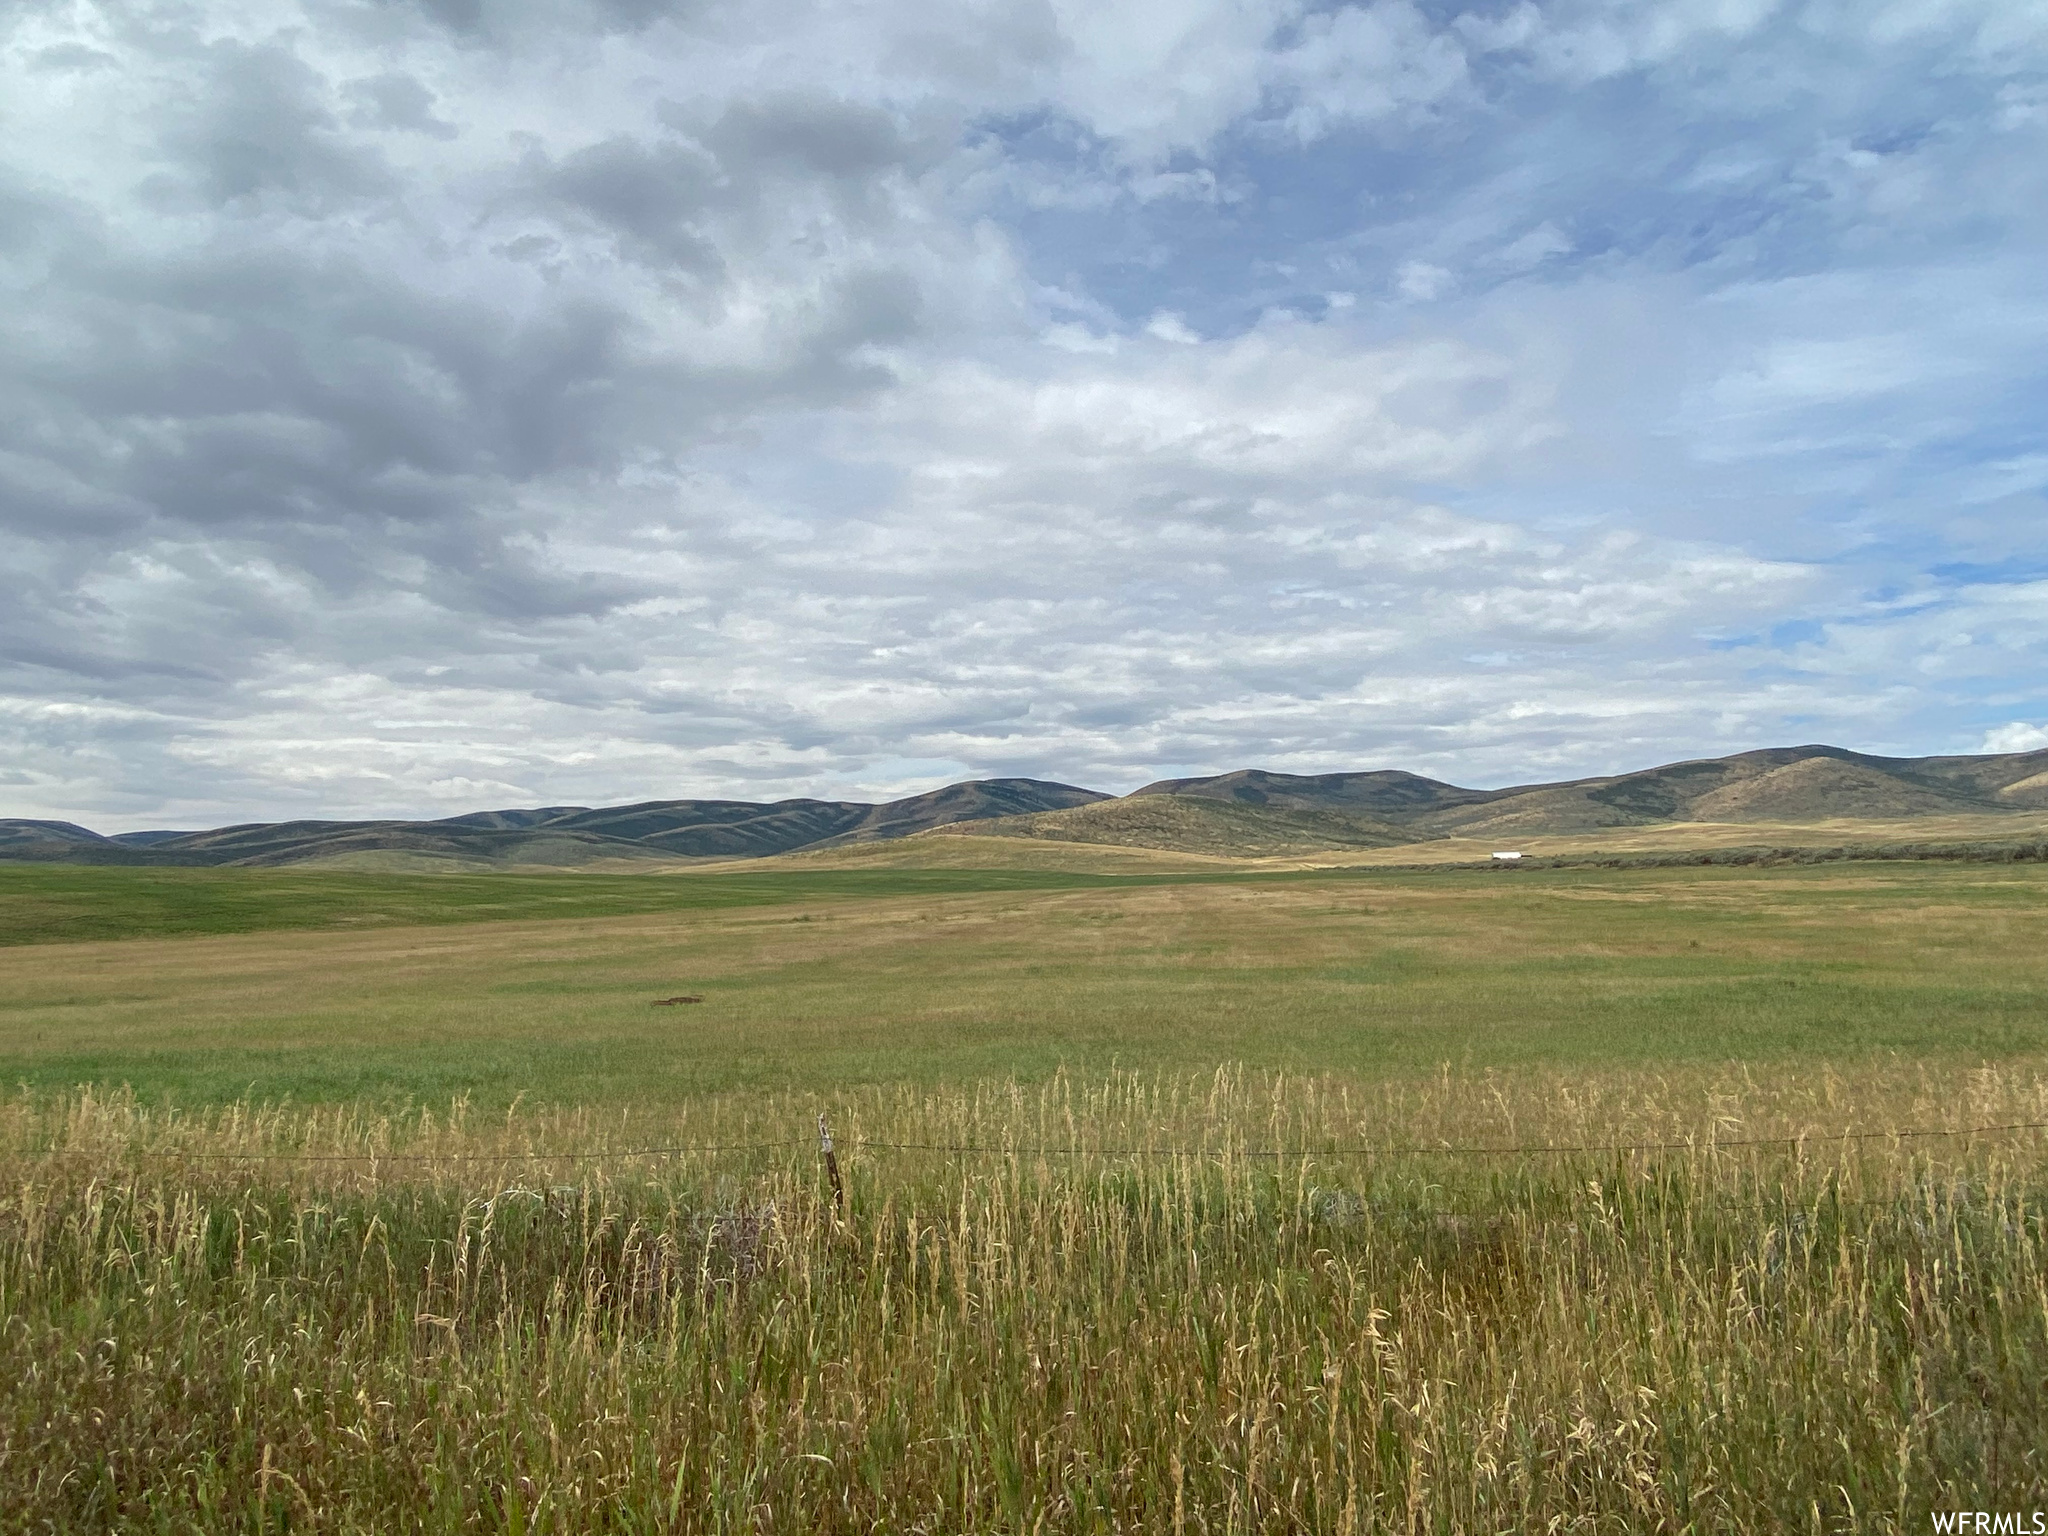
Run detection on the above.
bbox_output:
[1133,745,2048,836]
[7,745,2048,867]
[0,779,1108,868]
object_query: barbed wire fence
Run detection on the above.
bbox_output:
[20,1116,2048,1167]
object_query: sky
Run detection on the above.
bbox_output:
[2,0,2044,829]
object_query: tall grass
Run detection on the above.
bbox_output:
[3,1062,2044,1532]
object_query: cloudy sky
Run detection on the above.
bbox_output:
[3,0,2044,827]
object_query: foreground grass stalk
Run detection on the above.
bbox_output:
[0,1065,2043,1532]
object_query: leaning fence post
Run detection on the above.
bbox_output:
[818,1113,845,1218]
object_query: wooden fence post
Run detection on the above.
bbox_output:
[818,1113,844,1218]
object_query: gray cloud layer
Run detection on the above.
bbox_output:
[2,0,2043,826]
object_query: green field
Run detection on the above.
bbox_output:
[0,862,1224,947]
[2,859,2043,1529]
[3,860,2046,1106]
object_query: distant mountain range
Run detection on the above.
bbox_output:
[6,744,2048,869]
[1130,743,2048,837]
[960,744,2048,856]
[0,779,1108,868]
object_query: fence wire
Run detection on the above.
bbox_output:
[22,1119,2048,1166]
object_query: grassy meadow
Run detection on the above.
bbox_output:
[0,863,1204,949]
[4,860,2048,1105]
[1,857,2045,1530]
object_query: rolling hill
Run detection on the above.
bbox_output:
[7,745,2048,868]
[0,779,1108,869]
[1130,745,2048,839]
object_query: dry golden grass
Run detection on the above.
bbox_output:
[1,1061,2042,1532]
[734,832,1248,874]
